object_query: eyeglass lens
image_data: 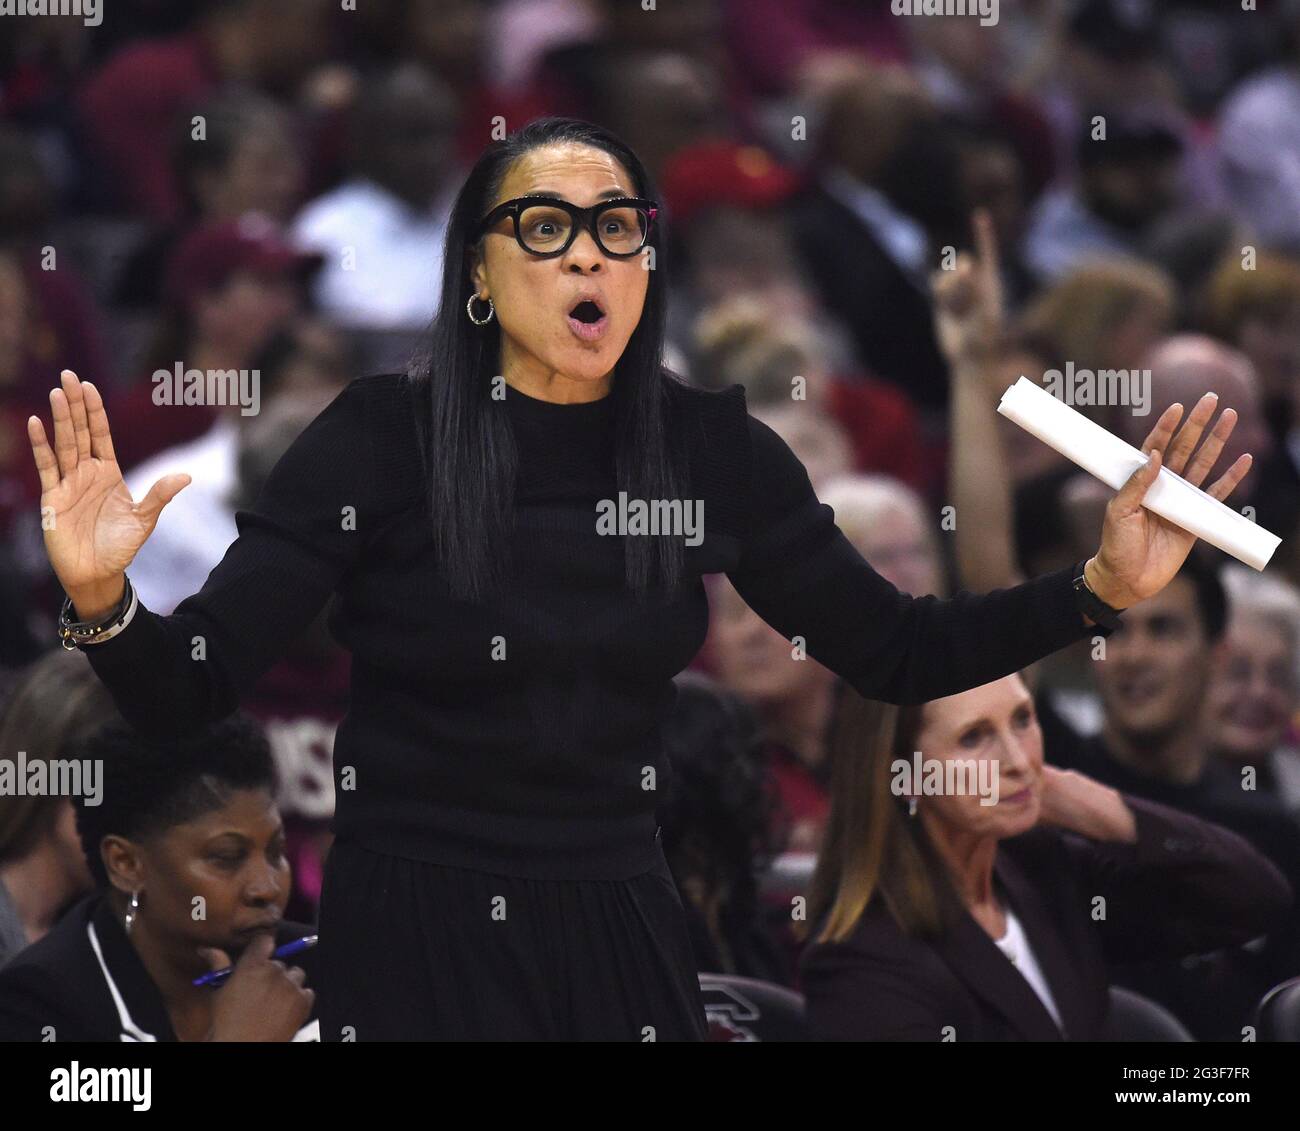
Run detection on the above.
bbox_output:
[517,203,650,255]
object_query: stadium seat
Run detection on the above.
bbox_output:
[698,973,808,1041]
[1254,976,1300,1042]
[1105,985,1195,1041]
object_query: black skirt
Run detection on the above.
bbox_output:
[314,834,709,1041]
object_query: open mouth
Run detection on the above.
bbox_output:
[567,297,609,341]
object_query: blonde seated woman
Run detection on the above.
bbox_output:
[798,674,1293,1041]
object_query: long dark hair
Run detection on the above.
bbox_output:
[408,117,687,602]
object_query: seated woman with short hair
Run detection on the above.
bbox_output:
[0,714,319,1042]
[799,674,1294,1041]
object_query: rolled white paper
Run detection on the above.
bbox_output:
[997,376,1280,571]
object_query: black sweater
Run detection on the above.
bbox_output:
[81,372,1110,879]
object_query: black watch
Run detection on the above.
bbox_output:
[1072,560,1124,631]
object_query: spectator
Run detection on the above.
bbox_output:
[749,402,853,495]
[77,0,333,221]
[110,214,320,474]
[1119,336,1273,511]
[1201,250,1300,443]
[122,315,348,613]
[820,474,947,599]
[786,64,965,413]
[799,674,1293,1040]
[593,52,730,187]
[114,91,305,309]
[659,139,820,367]
[706,574,839,855]
[1200,251,1300,586]
[0,127,113,400]
[722,0,910,100]
[1211,564,1300,819]
[1041,549,1300,1038]
[531,0,734,130]
[657,672,791,984]
[691,296,927,491]
[1046,552,1300,870]
[0,649,119,967]
[1037,0,1182,182]
[1218,4,1300,251]
[402,0,554,167]
[1024,106,1188,281]
[905,12,1057,202]
[0,714,321,1041]
[1001,258,1176,481]
[952,124,1038,310]
[290,65,459,331]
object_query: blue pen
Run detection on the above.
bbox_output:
[193,934,319,987]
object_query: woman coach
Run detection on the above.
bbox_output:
[27,117,1254,1041]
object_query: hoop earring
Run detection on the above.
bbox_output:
[466,294,495,325]
[124,890,140,936]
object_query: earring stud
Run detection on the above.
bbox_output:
[124,890,140,935]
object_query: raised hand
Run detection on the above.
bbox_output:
[931,208,1004,371]
[1088,392,1253,610]
[27,369,190,618]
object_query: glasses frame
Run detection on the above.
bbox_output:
[475,195,659,259]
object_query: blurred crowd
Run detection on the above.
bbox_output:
[2,0,1300,1041]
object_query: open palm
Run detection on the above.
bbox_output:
[1091,391,1253,609]
[27,370,189,601]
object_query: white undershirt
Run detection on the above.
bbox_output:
[993,907,1064,1030]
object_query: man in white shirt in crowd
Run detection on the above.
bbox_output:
[290,64,461,331]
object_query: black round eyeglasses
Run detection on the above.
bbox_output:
[475,196,658,258]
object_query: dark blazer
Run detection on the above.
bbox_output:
[786,183,949,412]
[0,893,321,1042]
[799,796,1293,1041]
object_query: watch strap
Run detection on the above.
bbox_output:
[1071,560,1124,631]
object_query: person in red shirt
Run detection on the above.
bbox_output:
[705,575,837,855]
